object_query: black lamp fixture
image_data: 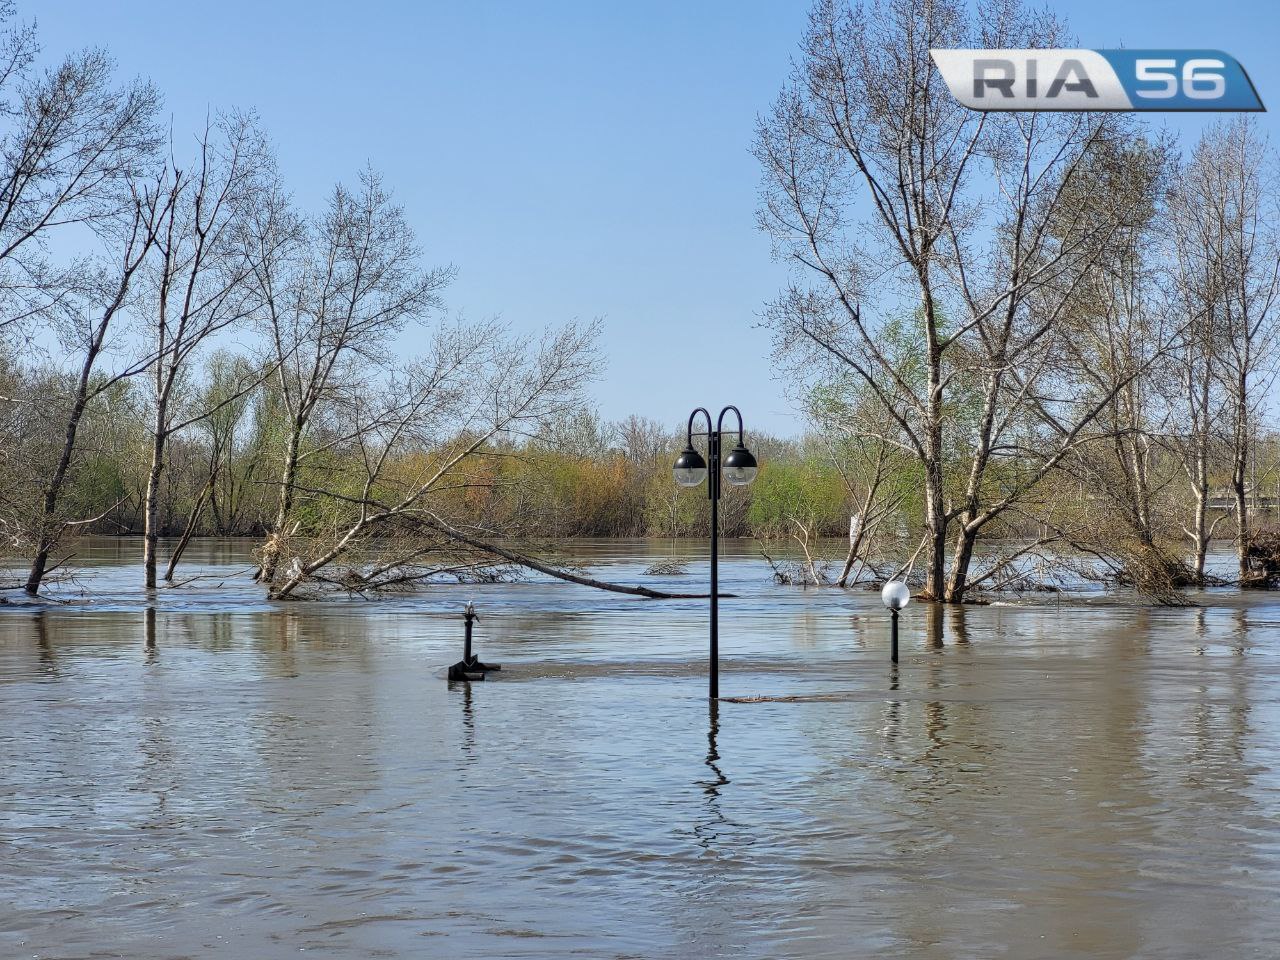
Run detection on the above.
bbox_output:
[673,405,758,699]
[673,445,708,487]
[722,442,759,486]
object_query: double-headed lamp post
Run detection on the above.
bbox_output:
[673,406,758,699]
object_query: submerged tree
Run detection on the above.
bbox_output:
[139,113,272,589]
[1198,121,1280,583]
[757,0,1167,601]
[245,168,455,586]
[1046,138,1202,600]
[0,4,163,594]
[20,188,168,594]
[1167,133,1234,583]
[265,319,602,599]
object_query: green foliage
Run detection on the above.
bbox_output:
[748,459,849,537]
[65,454,127,520]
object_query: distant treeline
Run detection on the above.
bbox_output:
[0,377,874,541]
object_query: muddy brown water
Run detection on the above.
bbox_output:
[1,539,1278,958]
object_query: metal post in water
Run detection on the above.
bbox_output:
[448,601,499,682]
[708,427,720,701]
[464,602,474,663]
[891,609,899,665]
[673,405,758,702]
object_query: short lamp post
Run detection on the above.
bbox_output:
[674,406,758,699]
[881,581,911,664]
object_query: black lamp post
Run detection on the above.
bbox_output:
[674,406,758,699]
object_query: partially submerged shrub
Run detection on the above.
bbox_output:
[1114,540,1197,605]
[1243,526,1280,588]
[644,558,688,576]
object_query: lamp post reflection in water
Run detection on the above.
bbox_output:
[703,702,729,797]
[695,701,732,851]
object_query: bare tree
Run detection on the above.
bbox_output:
[802,377,912,586]
[265,320,603,599]
[21,180,169,594]
[1046,138,1201,600]
[1167,140,1234,582]
[616,415,671,470]
[0,8,160,339]
[0,5,163,593]
[244,168,454,585]
[138,114,271,589]
[757,0,1161,601]
[1198,121,1280,583]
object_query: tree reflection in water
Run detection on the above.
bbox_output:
[144,606,158,664]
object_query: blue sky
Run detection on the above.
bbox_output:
[36,1,1280,437]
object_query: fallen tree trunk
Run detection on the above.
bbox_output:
[268,510,724,601]
[417,514,718,600]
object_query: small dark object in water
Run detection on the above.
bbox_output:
[644,558,688,576]
[447,601,500,682]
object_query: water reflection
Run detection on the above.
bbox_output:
[702,701,729,798]
[693,701,733,854]
[925,602,944,649]
[143,606,158,663]
[1,541,1279,959]
[33,610,57,678]
[1234,608,1249,655]
[458,680,477,763]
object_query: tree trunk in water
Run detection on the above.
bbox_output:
[1234,387,1250,583]
[836,514,864,587]
[258,423,302,584]
[1234,447,1250,583]
[1189,407,1212,584]
[1126,433,1153,542]
[1190,374,1210,584]
[922,329,947,600]
[24,346,105,595]
[143,429,167,590]
[945,522,978,602]
[163,478,213,582]
[923,461,947,600]
[1189,431,1211,585]
[1191,487,1209,583]
[25,548,52,597]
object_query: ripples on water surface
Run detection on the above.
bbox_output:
[2,539,1279,958]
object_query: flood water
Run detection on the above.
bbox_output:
[2,538,1279,959]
